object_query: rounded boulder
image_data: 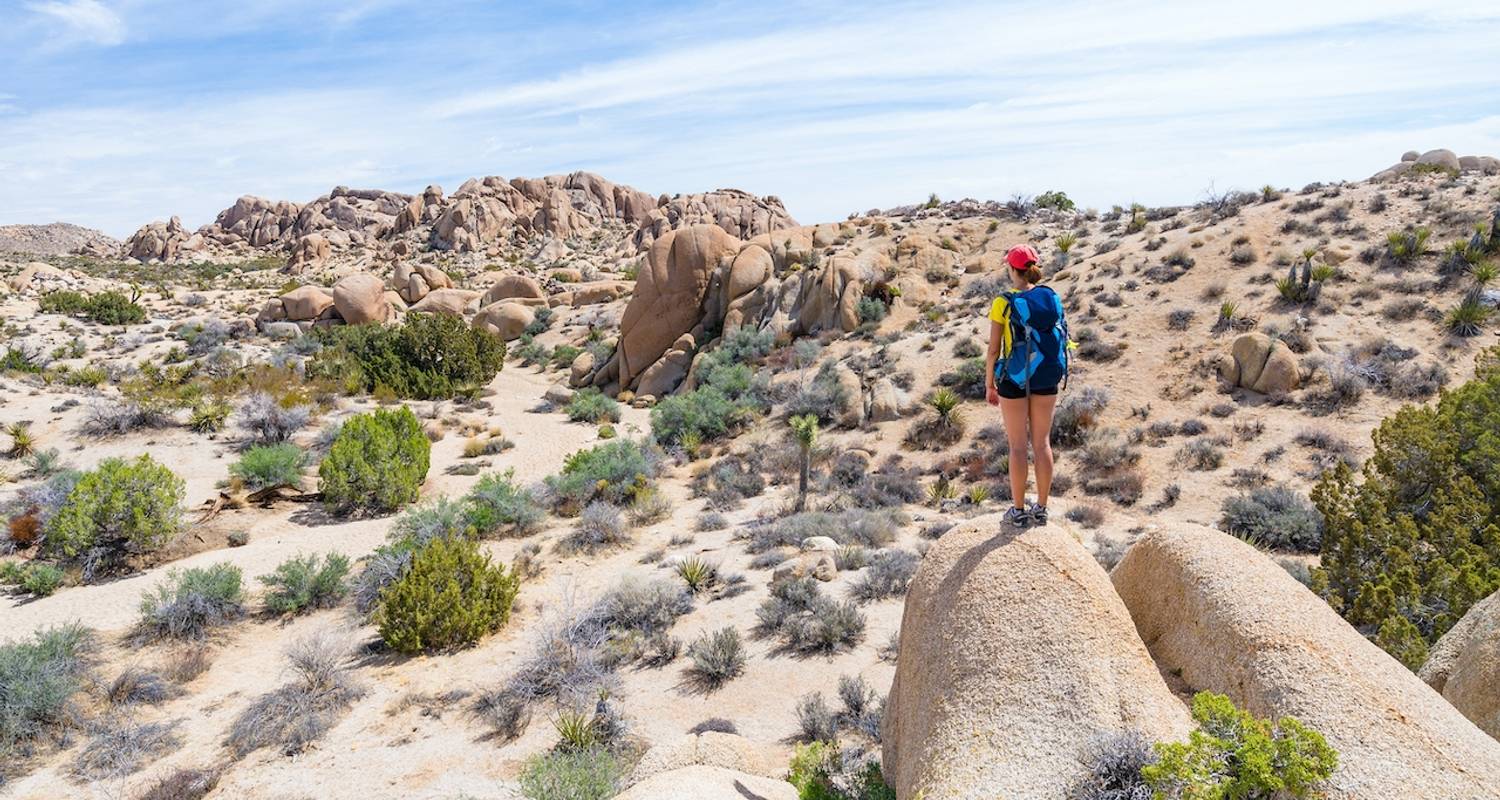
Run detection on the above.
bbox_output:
[881,516,1190,799]
[1113,524,1500,799]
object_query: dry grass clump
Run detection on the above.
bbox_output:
[138,767,222,800]
[72,717,183,780]
[757,576,866,655]
[225,631,364,758]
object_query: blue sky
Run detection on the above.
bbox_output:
[3,0,1499,237]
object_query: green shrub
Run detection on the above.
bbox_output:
[1035,189,1075,211]
[319,406,430,515]
[466,469,545,536]
[1143,692,1337,799]
[308,312,505,399]
[787,741,895,800]
[544,439,659,513]
[517,747,623,800]
[20,563,65,597]
[83,291,148,325]
[229,443,307,491]
[565,388,621,424]
[1220,484,1322,552]
[855,297,887,325]
[40,290,146,325]
[0,623,94,762]
[650,328,771,447]
[260,553,350,615]
[46,455,184,577]
[375,536,519,654]
[686,626,746,689]
[1312,347,1500,664]
[137,563,245,640]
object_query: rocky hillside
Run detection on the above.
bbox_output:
[2,151,1500,800]
[0,222,117,258]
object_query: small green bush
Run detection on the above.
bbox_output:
[788,741,895,800]
[517,747,623,800]
[565,388,621,424]
[230,443,307,491]
[260,553,350,615]
[1143,692,1337,799]
[137,563,245,640]
[466,469,545,536]
[319,406,430,515]
[20,563,65,597]
[39,290,146,325]
[308,312,505,399]
[686,627,746,689]
[0,623,94,762]
[375,536,520,654]
[46,455,184,577]
[545,439,659,513]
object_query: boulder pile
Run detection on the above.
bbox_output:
[1371,148,1500,180]
[1219,332,1300,394]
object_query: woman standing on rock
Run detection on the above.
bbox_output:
[984,244,1071,527]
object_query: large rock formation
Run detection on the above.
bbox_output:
[881,516,1190,799]
[0,223,118,257]
[1372,149,1500,180]
[123,215,195,261]
[1421,589,1500,740]
[1113,525,1500,799]
[632,188,799,250]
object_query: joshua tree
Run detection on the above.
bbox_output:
[789,414,819,513]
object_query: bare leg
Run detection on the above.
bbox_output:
[1028,393,1059,507]
[999,396,1030,508]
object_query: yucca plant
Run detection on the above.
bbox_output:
[928,388,962,427]
[675,556,718,594]
[553,709,602,752]
[1445,291,1492,337]
[189,400,230,433]
[1470,260,1497,287]
[1055,231,1079,254]
[5,422,35,458]
[1310,264,1337,283]
[966,484,990,505]
[928,476,958,505]
[1386,227,1431,264]
[789,414,819,513]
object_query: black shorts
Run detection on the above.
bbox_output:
[997,379,1059,399]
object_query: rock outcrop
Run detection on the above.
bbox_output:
[1421,589,1500,740]
[124,216,194,262]
[1113,525,1500,799]
[1219,332,1300,394]
[331,273,389,325]
[626,732,779,787]
[471,301,534,341]
[1372,148,1500,180]
[881,517,1190,799]
[0,223,118,257]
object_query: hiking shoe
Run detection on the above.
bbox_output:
[1027,501,1049,527]
[1002,505,1032,528]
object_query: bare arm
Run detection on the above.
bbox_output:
[985,319,1002,404]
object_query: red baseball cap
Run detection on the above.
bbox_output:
[1005,244,1039,270]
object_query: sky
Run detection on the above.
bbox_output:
[2,0,1499,238]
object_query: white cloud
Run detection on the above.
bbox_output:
[3,0,1500,235]
[26,0,126,47]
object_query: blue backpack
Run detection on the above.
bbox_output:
[994,285,1070,392]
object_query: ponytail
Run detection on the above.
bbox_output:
[1023,264,1044,284]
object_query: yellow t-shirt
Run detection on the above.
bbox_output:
[987,295,1014,357]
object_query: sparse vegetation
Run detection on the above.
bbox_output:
[226,632,364,758]
[686,626,746,689]
[0,623,94,767]
[230,443,307,491]
[1220,484,1322,552]
[565,388,621,424]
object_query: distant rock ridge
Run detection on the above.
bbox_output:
[1372,148,1500,180]
[119,172,798,266]
[0,222,118,257]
